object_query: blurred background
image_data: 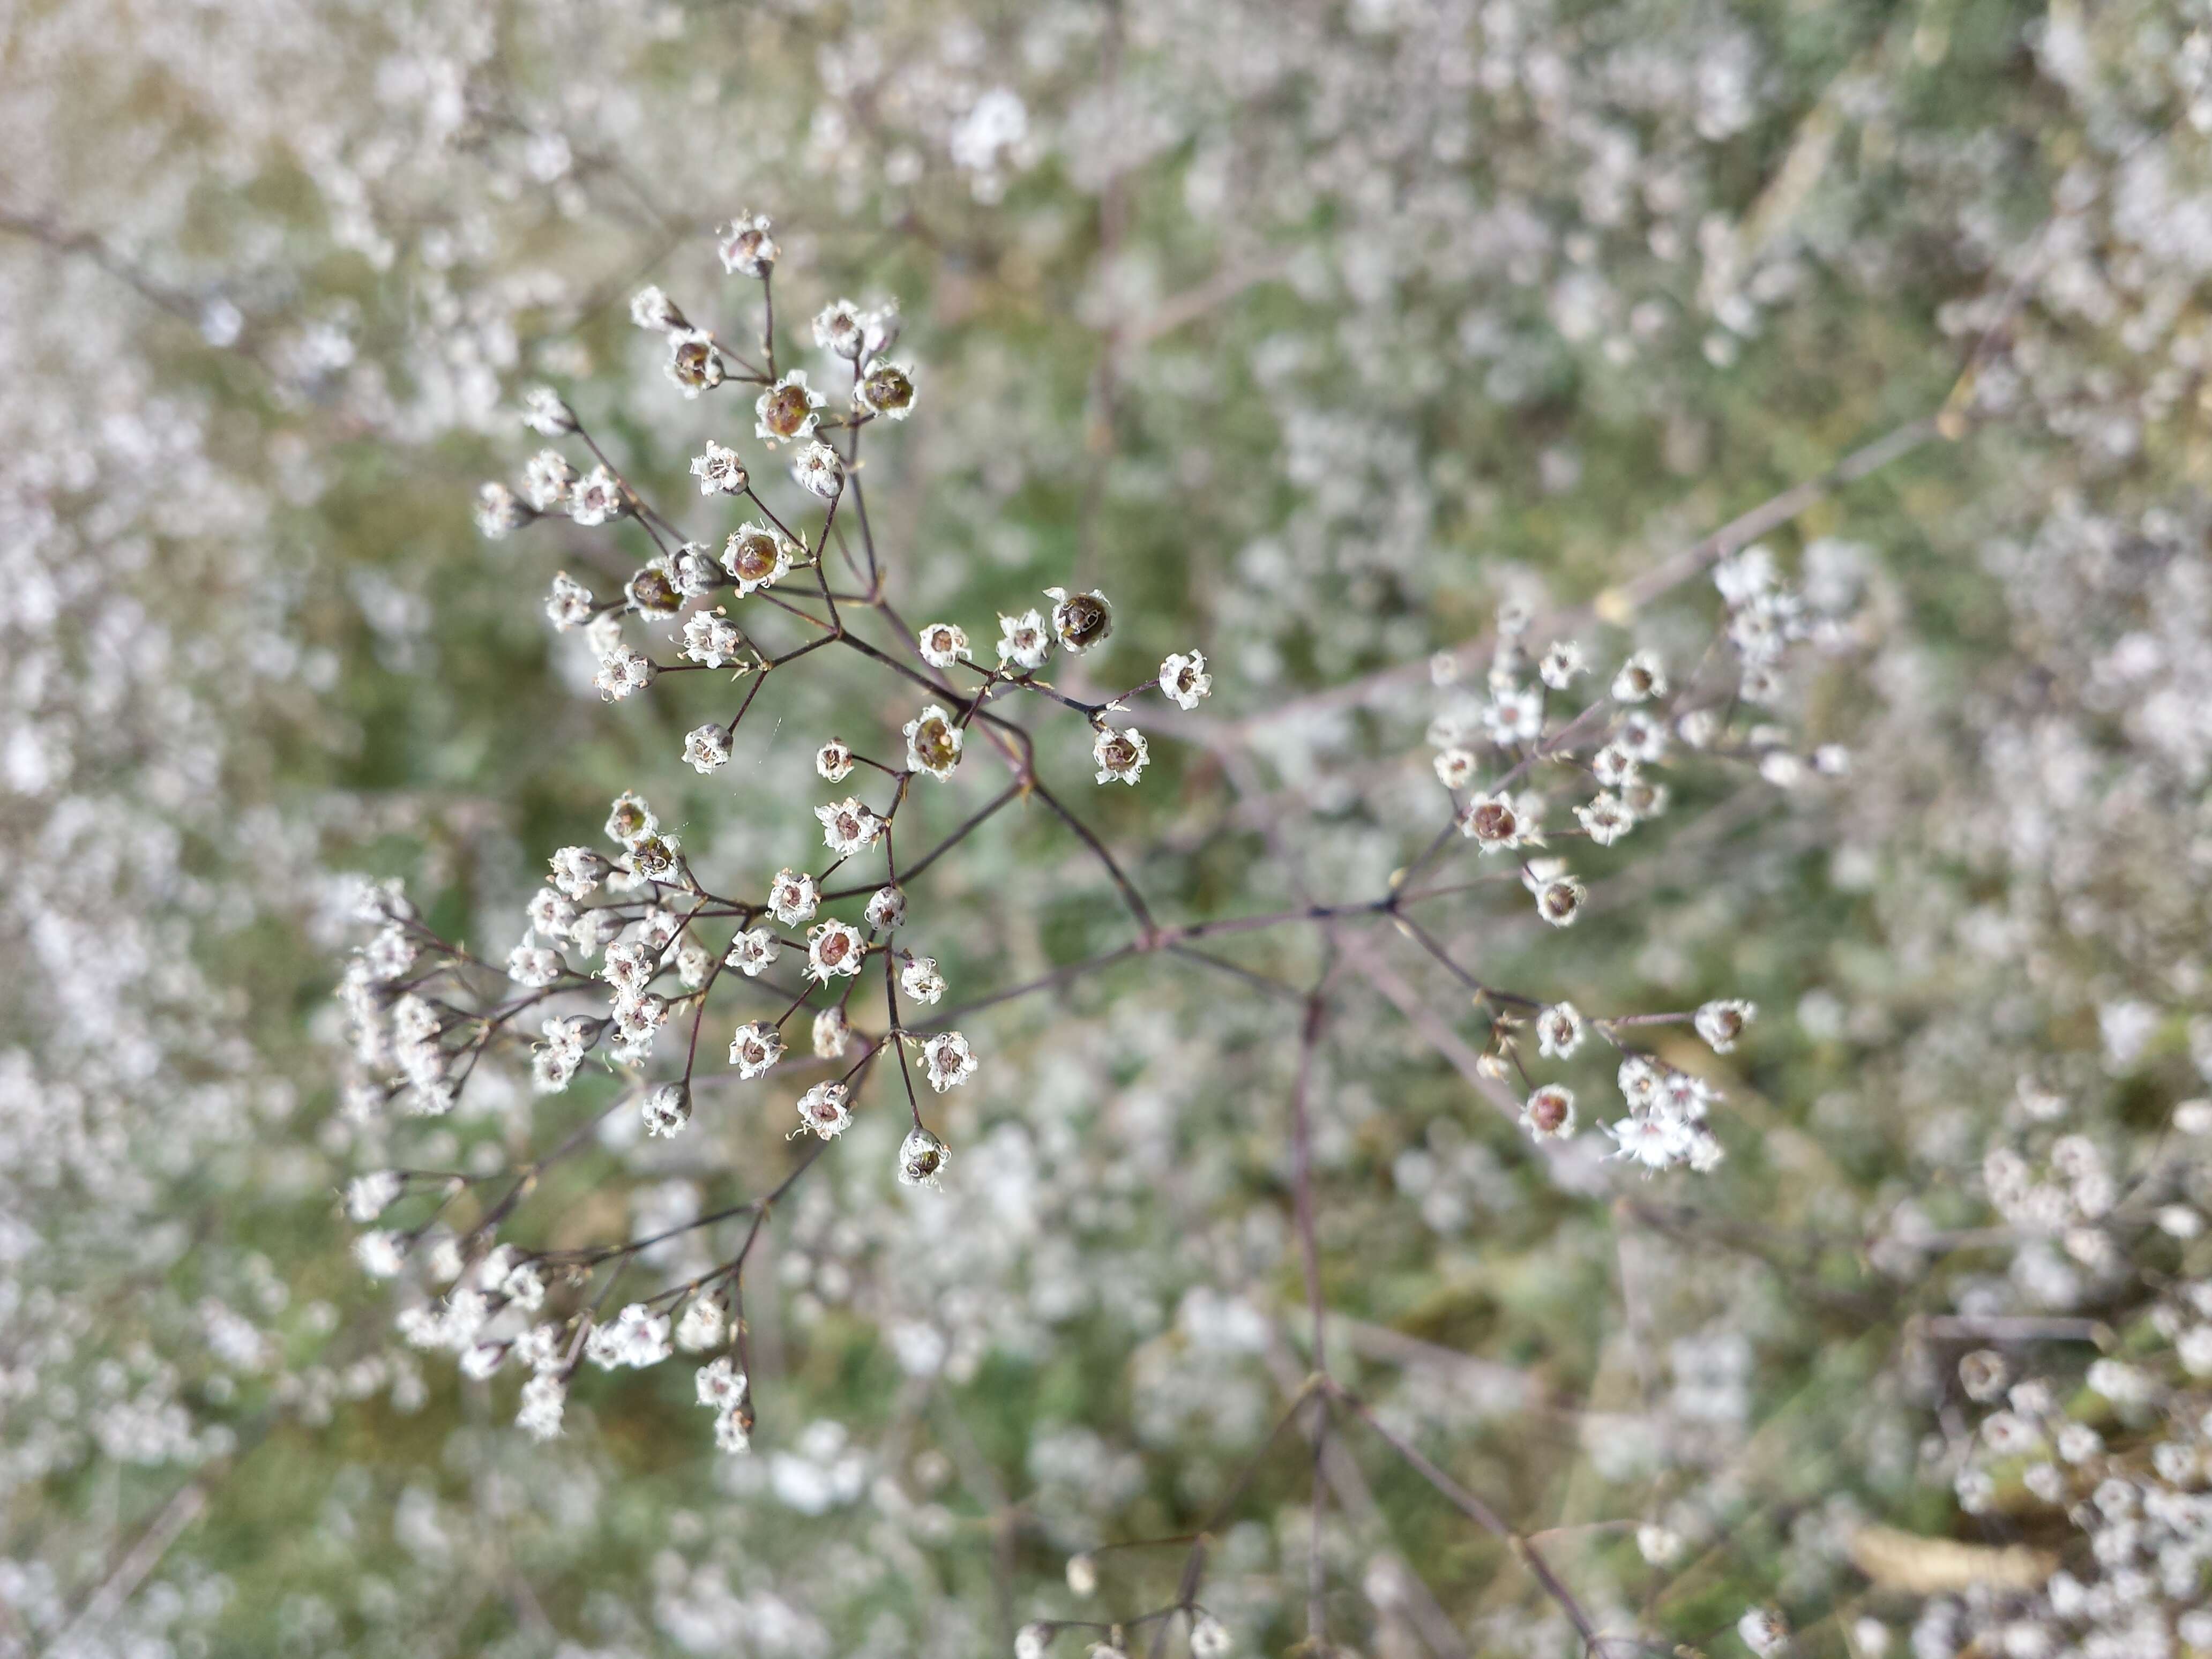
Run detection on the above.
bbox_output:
[7,1,2212,1655]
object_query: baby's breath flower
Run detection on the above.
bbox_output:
[1093,725,1149,786]
[796,1081,853,1139]
[726,929,779,976]
[1694,999,1757,1053]
[897,1125,951,1189]
[1535,1002,1586,1059]
[917,622,970,667]
[728,1021,784,1079]
[1589,743,1638,788]
[521,385,579,436]
[1017,1626,1052,1659]
[813,1006,852,1059]
[791,440,845,499]
[475,481,529,539]
[683,724,733,775]
[813,297,869,359]
[550,846,612,899]
[682,610,743,668]
[1521,1083,1577,1140]
[354,1230,406,1277]
[517,1374,566,1441]
[722,523,795,595]
[1538,640,1585,689]
[754,370,824,446]
[630,285,686,332]
[1066,1554,1098,1597]
[904,704,963,778]
[1482,683,1544,745]
[901,956,945,1005]
[1576,792,1635,845]
[569,465,624,527]
[346,1170,403,1223]
[642,1081,692,1138]
[920,1031,977,1093]
[716,213,778,276]
[816,738,855,782]
[666,332,725,397]
[865,886,906,932]
[1433,748,1477,790]
[996,610,1052,670]
[690,439,748,495]
[1531,870,1586,927]
[806,920,866,981]
[676,1298,726,1352]
[544,572,595,631]
[592,646,656,702]
[606,791,656,847]
[670,542,720,597]
[626,559,683,619]
[1738,1609,1791,1659]
[1160,651,1212,709]
[695,1354,746,1410]
[1461,791,1535,851]
[1606,1115,1681,1171]
[522,449,577,511]
[816,798,885,856]
[1612,649,1668,703]
[1190,1616,1233,1658]
[625,832,682,886]
[507,942,563,988]
[856,357,917,419]
[768,869,819,926]
[1045,587,1114,653]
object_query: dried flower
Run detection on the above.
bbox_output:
[754,370,824,446]
[920,1031,977,1093]
[903,704,963,778]
[641,1081,692,1138]
[716,213,778,276]
[1160,651,1212,709]
[728,1021,784,1080]
[806,920,867,981]
[917,622,971,667]
[896,1125,951,1188]
[816,738,855,782]
[690,439,748,495]
[795,1081,852,1139]
[1045,586,1114,653]
[791,440,844,500]
[722,524,795,595]
[1093,725,1149,786]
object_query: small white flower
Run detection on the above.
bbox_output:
[592,648,656,701]
[1694,999,1757,1053]
[1538,640,1585,689]
[641,1081,692,1138]
[1589,743,1639,788]
[1737,1608,1790,1659]
[517,1374,566,1440]
[716,213,778,276]
[1433,748,1478,790]
[901,956,946,1005]
[714,1405,752,1454]
[1189,1615,1233,1657]
[1617,1055,1664,1109]
[684,724,733,774]
[630,285,684,331]
[1482,684,1544,745]
[903,704,963,778]
[523,449,577,511]
[476,481,528,539]
[754,369,824,446]
[920,1031,978,1093]
[544,571,594,631]
[1606,1115,1680,1171]
[666,332,724,397]
[722,523,794,595]
[1461,791,1534,851]
[1535,1002,1586,1059]
[813,1006,852,1059]
[768,869,819,926]
[1160,651,1212,709]
[813,297,869,358]
[1044,586,1114,653]
[696,1354,747,1410]
[690,439,749,495]
[791,440,844,500]
[1612,649,1668,703]
[520,386,577,436]
[1093,726,1149,786]
[354,1230,405,1278]
[726,929,780,976]
[676,1297,726,1351]
[569,465,625,527]
[816,739,854,782]
[816,798,885,856]
[1532,872,1586,927]
[996,610,1052,671]
[1521,1084,1577,1141]
[507,942,564,988]
[796,1081,853,1138]
[855,356,917,419]
[917,622,970,668]
[1576,792,1635,845]
[897,1125,951,1189]
[806,920,867,981]
[728,1021,784,1079]
[346,1171,403,1223]
[683,609,744,668]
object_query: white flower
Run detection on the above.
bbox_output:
[1538,640,1585,689]
[1616,710,1669,764]
[1694,999,1757,1053]
[813,1006,852,1059]
[676,1298,725,1351]
[722,524,794,595]
[768,869,819,926]
[1617,1055,1663,1109]
[1612,649,1668,703]
[1190,1614,1233,1657]
[523,448,577,511]
[589,1304,671,1369]
[696,1354,747,1410]
[601,939,656,997]
[569,464,624,527]
[897,1125,951,1189]
[517,1374,566,1441]
[917,622,970,667]
[855,357,917,419]
[354,1230,405,1277]
[1576,792,1635,845]
[816,739,854,782]
[903,704,963,778]
[1606,1115,1681,1171]
[1737,1609,1790,1659]
[475,481,528,539]
[717,213,778,276]
[1160,651,1212,709]
[1535,1002,1586,1058]
[795,1081,853,1138]
[544,572,594,631]
[1521,1085,1576,1141]
[807,920,867,981]
[684,724,733,774]
[921,1031,978,1093]
[1483,684,1544,744]
[630,285,684,331]
[1093,726,1149,786]
[996,610,1052,670]
[521,386,578,436]
[1589,743,1639,788]
[641,1082,692,1138]
[791,440,845,500]
[1045,587,1114,653]
[728,1021,784,1079]
[816,798,885,856]
[592,647,655,701]
[1434,747,1478,790]
[507,942,564,988]
[714,1406,752,1454]
[666,332,724,397]
[346,1171,403,1223]
[865,886,906,932]
[690,439,749,495]
[901,956,945,1005]
[726,929,779,977]
[754,370,824,445]
[683,609,743,668]
[1532,872,1586,927]
[813,297,869,358]
[1460,791,1534,851]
